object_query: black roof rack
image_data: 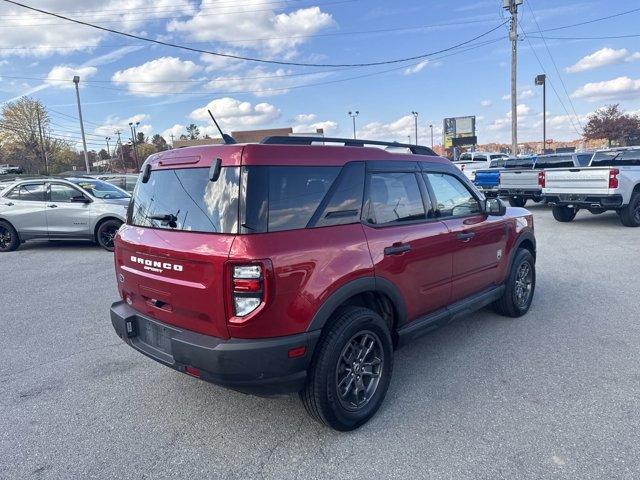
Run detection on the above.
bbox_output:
[260,136,437,156]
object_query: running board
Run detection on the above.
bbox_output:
[396,285,505,348]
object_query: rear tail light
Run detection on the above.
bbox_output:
[538,170,546,188]
[608,168,619,189]
[231,264,263,318]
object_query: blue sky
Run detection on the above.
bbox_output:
[0,0,639,150]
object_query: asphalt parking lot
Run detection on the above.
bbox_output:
[1,204,639,480]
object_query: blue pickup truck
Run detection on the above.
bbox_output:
[473,157,509,197]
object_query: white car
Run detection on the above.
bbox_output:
[453,152,509,180]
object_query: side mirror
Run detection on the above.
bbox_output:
[71,195,91,204]
[485,197,506,216]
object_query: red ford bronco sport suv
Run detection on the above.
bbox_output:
[110,136,536,431]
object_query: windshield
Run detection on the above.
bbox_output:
[129,167,239,234]
[590,149,640,167]
[504,157,535,169]
[70,178,130,199]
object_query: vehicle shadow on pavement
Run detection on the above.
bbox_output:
[16,240,103,252]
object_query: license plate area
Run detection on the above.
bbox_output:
[559,194,585,202]
[137,317,178,355]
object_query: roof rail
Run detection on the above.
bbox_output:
[260,136,437,156]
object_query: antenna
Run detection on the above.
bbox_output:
[208,110,237,144]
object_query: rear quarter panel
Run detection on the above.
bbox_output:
[228,223,373,338]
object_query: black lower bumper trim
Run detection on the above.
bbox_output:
[498,189,542,200]
[544,194,623,209]
[110,301,320,396]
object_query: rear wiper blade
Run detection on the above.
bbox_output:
[146,213,178,223]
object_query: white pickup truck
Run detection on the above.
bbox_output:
[453,152,508,180]
[542,147,640,227]
[499,153,592,207]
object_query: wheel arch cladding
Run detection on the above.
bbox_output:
[306,277,407,337]
[508,231,536,273]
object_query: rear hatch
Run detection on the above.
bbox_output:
[114,146,243,340]
[474,170,500,188]
[544,167,612,194]
[499,170,539,190]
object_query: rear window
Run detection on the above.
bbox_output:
[504,158,535,169]
[534,155,575,169]
[458,153,472,161]
[129,167,240,234]
[590,150,640,167]
[576,154,592,166]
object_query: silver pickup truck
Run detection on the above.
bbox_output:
[0,177,129,252]
[498,153,592,207]
[542,147,640,227]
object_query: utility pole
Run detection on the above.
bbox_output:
[72,75,90,173]
[429,124,434,149]
[115,130,125,173]
[535,74,546,154]
[36,108,49,176]
[504,0,522,156]
[105,136,112,172]
[411,111,419,145]
[348,111,359,139]
[129,122,140,170]
[170,134,175,149]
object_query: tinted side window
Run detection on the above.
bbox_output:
[10,184,46,201]
[590,150,640,166]
[365,172,425,225]
[424,173,481,218]
[473,155,487,162]
[50,184,81,202]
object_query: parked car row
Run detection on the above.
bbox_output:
[473,147,640,227]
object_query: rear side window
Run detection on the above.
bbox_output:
[424,173,481,218]
[364,172,426,225]
[534,155,575,169]
[590,150,640,166]
[129,167,239,234]
[458,153,472,161]
[242,166,341,233]
[473,155,487,162]
[504,158,535,169]
[6,183,46,201]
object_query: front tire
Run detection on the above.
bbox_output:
[300,306,393,431]
[552,205,577,222]
[619,192,640,227]
[494,249,536,317]
[96,219,122,252]
[0,220,20,252]
[509,196,527,208]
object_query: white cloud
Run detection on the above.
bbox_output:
[295,114,317,123]
[189,97,281,130]
[45,66,97,89]
[571,76,640,101]
[506,104,532,118]
[93,114,152,138]
[293,120,338,135]
[112,57,201,97]
[566,48,629,73]
[520,89,534,99]
[625,52,640,62]
[168,2,334,56]
[0,0,195,57]
[161,124,187,141]
[403,60,430,76]
[480,99,492,107]
[359,115,434,144]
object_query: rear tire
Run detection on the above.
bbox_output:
[619,192,640,227]
[494,249,536,317]
[552,205,577,222]
[300,306,393,431]
[0,220,20,252]
[509,196,527,208]
[96,219,122,252]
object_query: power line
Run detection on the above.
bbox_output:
[1,0,508,68]
[522,6,640,33]
[0,0,357,27]
[527,33,640,40]
[523,1,583,131]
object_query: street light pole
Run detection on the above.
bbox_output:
[73,75,90,173]
[535,74,546,154]
[129,122,140,170]
[348,111,359,139]
[411,111,419,145]
[115,130,125,172]
[429,124,434,149]
[105,136,112,172]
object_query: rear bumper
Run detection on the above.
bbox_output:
[544,194,624,209]
[498,188,542,200]
[475,185,499,197]
[110,301,320,396]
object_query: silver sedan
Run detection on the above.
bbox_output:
[0,177,129,252]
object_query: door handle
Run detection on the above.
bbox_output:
[457,232,475,242]
[4,202,14,206]
[384,243,411,256]
[47,204,58,208]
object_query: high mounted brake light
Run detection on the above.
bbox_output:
[538,170,546,188]
[608,168,619,189]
